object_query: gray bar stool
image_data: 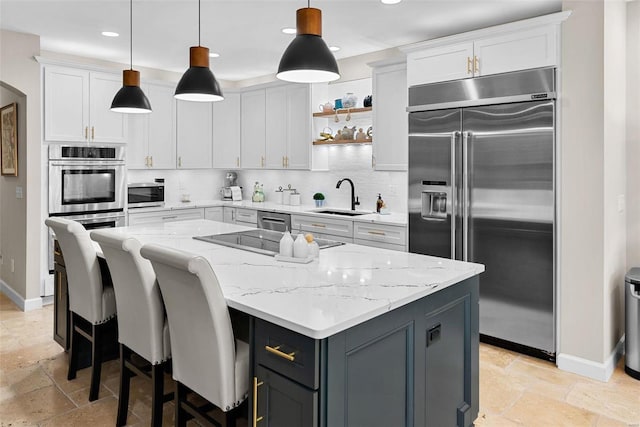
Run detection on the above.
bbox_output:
[45,218,117,402]
[90,230,173,427]
[140,243,249,427]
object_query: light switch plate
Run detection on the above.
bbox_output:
[15,186,23,199]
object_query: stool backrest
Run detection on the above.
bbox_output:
[90,231,169,364]
[140,243,237,410]
[45,218,107,324]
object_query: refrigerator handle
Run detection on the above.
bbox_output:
[462,131,470,262]
[451,131,459,260]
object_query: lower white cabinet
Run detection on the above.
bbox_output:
[223,207,257,226]
[291,214,353,241]
[204,206,224,222]
[353,222,407,250]
[128,208,204,226]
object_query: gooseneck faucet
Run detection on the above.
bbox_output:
[336,178,360,211]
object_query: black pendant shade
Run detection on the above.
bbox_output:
[111,70,152,113]
[277,7,340,83]
[110,0,152,114]
[174,46,224,102]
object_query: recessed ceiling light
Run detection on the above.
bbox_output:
[381,0,402,4]
[329,46,341,52]
[101,31,119,37]
[281,27,296,35]
[209,52,220,58]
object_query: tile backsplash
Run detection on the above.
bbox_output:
[128,144,407,214]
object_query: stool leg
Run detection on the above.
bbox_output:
[67,313,79,381]
[225,408,237,427]
[88,323,103,401]
[116,344,131,427]
[151,363,164,427]
[175,381,188,427]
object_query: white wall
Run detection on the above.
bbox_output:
[627,1,640,267]
[0,30,42,305]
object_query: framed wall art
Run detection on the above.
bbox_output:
[0,102,18,176]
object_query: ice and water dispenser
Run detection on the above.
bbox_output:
[421,180,449,221]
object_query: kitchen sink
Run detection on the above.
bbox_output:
[310,209,372,217]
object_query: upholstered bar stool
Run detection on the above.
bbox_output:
[90,230,173,427]
[44,218,117,402]
[140,244,249,427]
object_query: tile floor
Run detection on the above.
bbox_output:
[0,292,638,427]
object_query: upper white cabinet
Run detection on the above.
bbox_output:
[176,100,212,169]
[241,89,266,169]
[404,13,567,87]
[264,84,311,170]
[371,61,407,171]
[127,82,176,169]
[44,66,126,143]
[212,92,241,169]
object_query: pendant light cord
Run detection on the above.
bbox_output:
[129,0,133,70]
[198,0,201,46]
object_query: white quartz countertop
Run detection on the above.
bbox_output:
[127,200,408,226]
[99,220,483,339]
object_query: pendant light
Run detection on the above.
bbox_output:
[277,0,340,83]
[174,0,223,102]
[111,0,152,113]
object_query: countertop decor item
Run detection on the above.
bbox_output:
[0,102,18,176]
[110,0,151,114]
[174,0,223,102]
[313,192,325,207]
[276,2,340,83]
[252,182,265,202]
[363,95,373,107]
[342,92,357,108]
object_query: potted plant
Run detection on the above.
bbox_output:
[313,192,325,208]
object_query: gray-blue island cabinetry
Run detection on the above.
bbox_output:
[250,276,479,427]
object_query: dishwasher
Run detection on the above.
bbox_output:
[257,211,291,232]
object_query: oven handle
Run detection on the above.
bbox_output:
[49,160,126,167]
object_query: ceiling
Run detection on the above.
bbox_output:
[0,0,561,82]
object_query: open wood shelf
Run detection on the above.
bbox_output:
[312,106,372,117]
[313,138,372,145]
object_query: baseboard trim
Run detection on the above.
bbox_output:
[557,336,625,382]
[0,280,43,311]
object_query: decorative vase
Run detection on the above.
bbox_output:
[315,199,324,208]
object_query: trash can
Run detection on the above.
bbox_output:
[625,267,640,380]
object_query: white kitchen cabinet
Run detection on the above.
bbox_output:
[44,66,126,143]
[213,92,241,169]
[204,206,224,222]
[404,16,561,87]
[372,61,407,171]
[128,207,204,226]
[241,89,266,169]
[222,207,257,226]
[127,82,176,170]
[353,222,407,251]
[223,206,235,223]
[285,84,311,170]
[265,86,287,169]
[176,100,212,169]
[291,214,353,241]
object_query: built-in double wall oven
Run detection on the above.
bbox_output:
[47,145,126,273]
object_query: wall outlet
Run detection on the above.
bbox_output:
[11,258,15,273]
[15,186,23,199]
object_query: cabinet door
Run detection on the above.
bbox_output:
[286,84,311,170]
[89,72,128,143]
[241,89,266,169]
[44,66,89,142]
[126,98,149,169]
[212,93,241,169]
[176,100,213,169]
[223,207,235,223]
[265,86,287,169]
[372,63,408,171]
[473,26,558,77]
[147,83,176,169]
[255,365,318,427]
[407,42,473,86]
[204,206,224,222]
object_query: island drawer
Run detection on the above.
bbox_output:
[353,222,407,247]
[291,214,353,239]
[255,319,320,390]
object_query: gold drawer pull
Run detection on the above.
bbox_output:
[265,345,296,362]
[54,250,62,256]
[368,230,386,236]
[310,223,326,228]
[253,377,264,427]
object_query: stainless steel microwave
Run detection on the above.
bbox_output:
[128,182,165,208]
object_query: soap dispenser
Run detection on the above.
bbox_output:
[279,228,294,257]
[293,233,309,258]
[376,194,384,213]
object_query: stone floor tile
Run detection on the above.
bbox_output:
[566,381,640,424]
[0,364,53,402]
[66,384,114,406]
[39,395,140,427]
[0,384,76,425]
[0,340,63,373]
[503,391,599,427]
[480,343,519,369]
[479,363,527,414]
[475,411,524,426]
[596,414,636,426]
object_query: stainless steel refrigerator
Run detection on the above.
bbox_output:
[408,68,556,358]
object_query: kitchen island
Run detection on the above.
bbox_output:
[97,219,484,427]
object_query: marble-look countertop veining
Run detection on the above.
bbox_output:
[98,220,483,339]
[127,200,408,226]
